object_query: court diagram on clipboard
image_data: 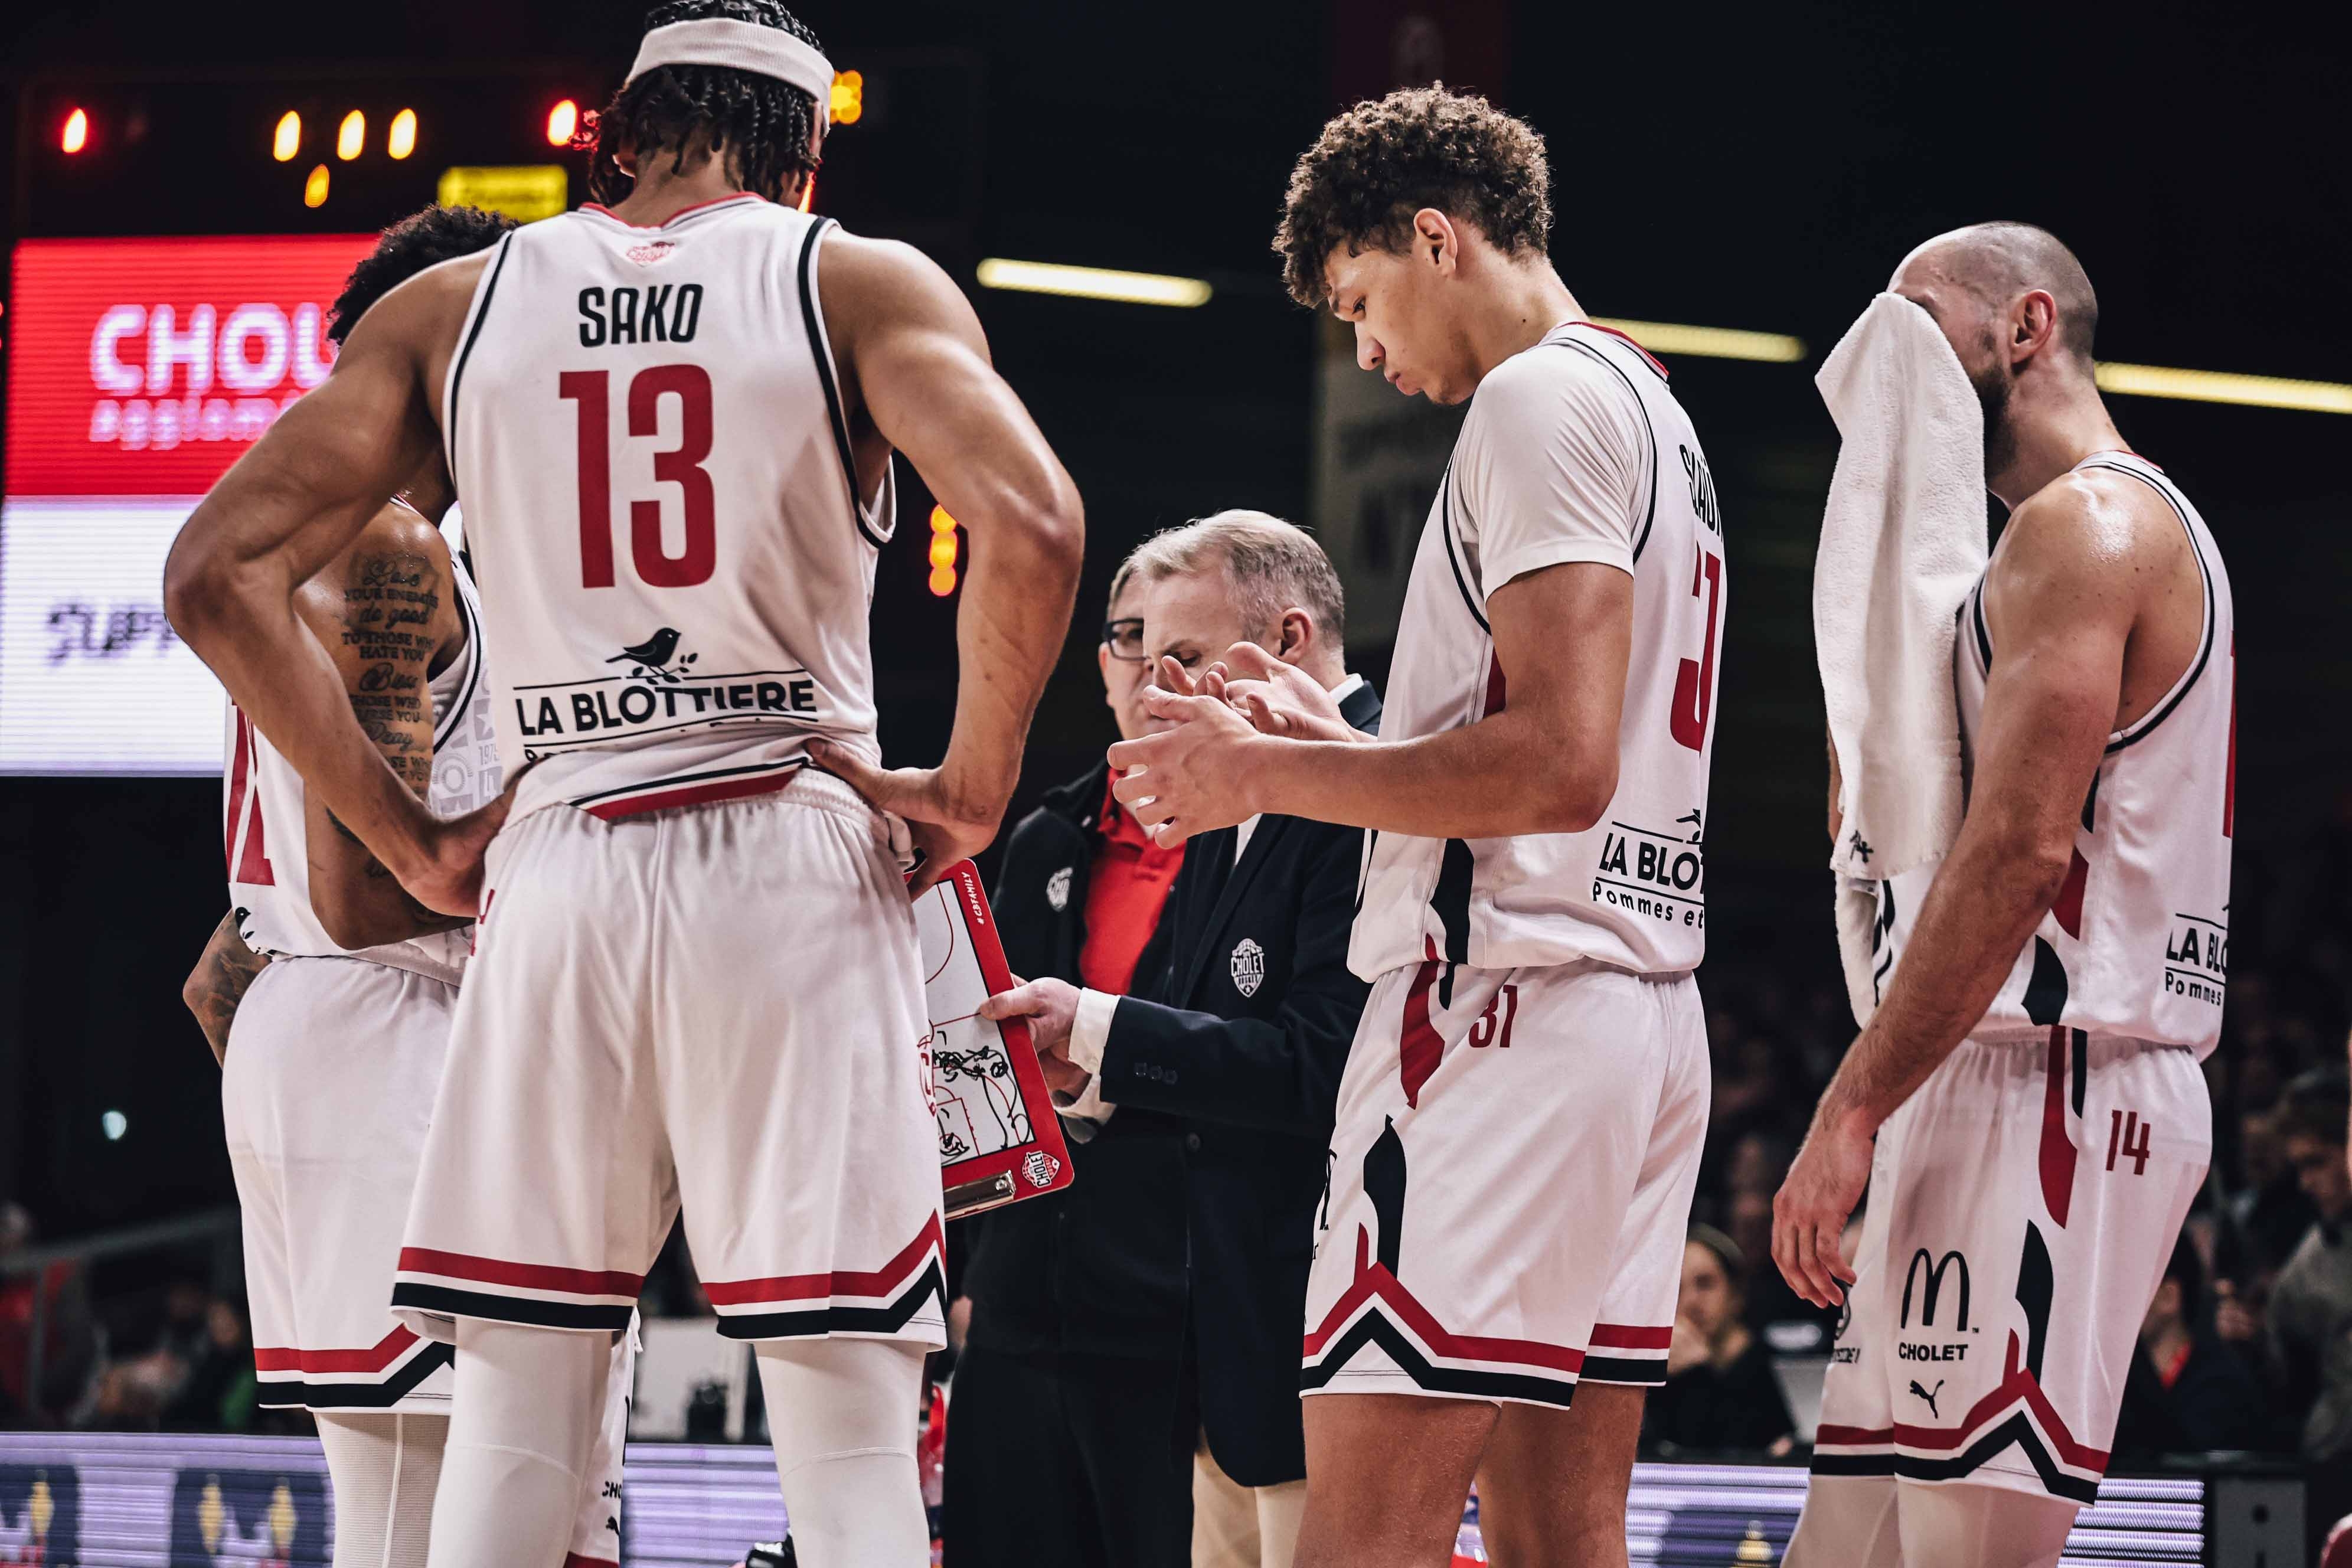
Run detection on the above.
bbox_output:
[917,876,1035,1162]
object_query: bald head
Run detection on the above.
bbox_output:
[1893,221,2099,370]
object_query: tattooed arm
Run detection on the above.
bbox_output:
[184,912,270,1066]
[298,501,472,950]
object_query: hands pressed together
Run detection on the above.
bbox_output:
[1104,645,1353,849]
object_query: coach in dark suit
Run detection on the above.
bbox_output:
[945,564,1196,1568]
[984,512,1376,1568]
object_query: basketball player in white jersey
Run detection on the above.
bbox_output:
[1108,88,1723,1568]
[1775,224,2229,1568]
[183,205,633,1568]
[163,4,1083,1562]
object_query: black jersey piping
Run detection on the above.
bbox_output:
[1437,463,1491,635]
[432,572,485,750]
[442,231,514,481]
[1969,581,1992,669]
[795,218,888,550]
[2078,459,2217,753]
[1557,337,1661,563]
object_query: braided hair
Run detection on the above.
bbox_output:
[328,204,519,345]
[582,0,827,206]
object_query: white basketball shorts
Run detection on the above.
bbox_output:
[1301,952,1709,1408]
[1808,1030,2210,1506]
[224,955,459,1412]
[392,771,946,1349]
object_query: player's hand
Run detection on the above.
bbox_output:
[806,741,1002,897]
[979,978,1089,1096]
[1772,1105,1872,1308]
[398,772,525,916]
[1212,643,1358,744]
[1105,691,1266,848]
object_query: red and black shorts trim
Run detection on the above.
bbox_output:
[1578,1323,1673,1386]
[1300,1229,1584,1410]
[391,1249,643,1332]
[700,1217,947,1342]
[253,1325,453,1411]
[1809,1334,2108,1505]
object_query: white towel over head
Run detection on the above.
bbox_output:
[1812,292,1988,1025]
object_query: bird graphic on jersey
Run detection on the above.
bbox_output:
[607,627,696,682]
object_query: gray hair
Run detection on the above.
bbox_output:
[1110,509,1346,648]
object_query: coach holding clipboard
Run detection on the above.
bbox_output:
[981,514,1378,1568]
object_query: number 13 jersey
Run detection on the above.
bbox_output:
[443,194,894,822]
[1349,322,1726,982]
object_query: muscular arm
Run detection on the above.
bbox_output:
[1111,560,1631,843]
[164,259,488,907]
[182,913,270,1067]
[1775,479,2143,1305]
[809,236,1083,868]
[300,507,473,949]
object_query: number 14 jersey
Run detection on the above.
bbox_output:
[1349,322,1726,981]
[442,194,894,822]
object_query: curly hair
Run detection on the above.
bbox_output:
[328,204,519,345]
[1273,86,1553,309]
[580,0,827,207]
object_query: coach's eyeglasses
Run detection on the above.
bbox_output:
[1103,618,1147,662]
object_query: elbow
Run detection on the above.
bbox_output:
[1031,473,1085,577]
[2018,841,2079,913]
[162,533,237,646]
[311,887,388,952]
[1530,760,1618,836]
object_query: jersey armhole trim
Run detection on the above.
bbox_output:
[2080,459,2216,753]
[796,219,890,551]
[1556,338,1660,563]
[432,568,485,750]
[440,231,515,482]
[1438,463,1491,635]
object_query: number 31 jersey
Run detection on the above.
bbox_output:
[1349,322,1726,982]
[442,194,894,822]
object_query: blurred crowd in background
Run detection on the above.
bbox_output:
[11,793,2352,1492]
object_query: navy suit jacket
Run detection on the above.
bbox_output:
[1098,677,1381,1487]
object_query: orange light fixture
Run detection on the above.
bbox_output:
[829,70,863,125]
[272,110,302,161]
[61,108,89,154]
[337,109,365,160]
[547,99,579,146]
[388,108,417,159]
[927,505,959,596]
[304,163,331,208]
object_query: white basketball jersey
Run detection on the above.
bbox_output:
[224,539,498,982]
[440,194,894,822]
[1350,322,1726,981]
[1873,451,2235,1054]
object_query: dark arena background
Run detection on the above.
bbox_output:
[0,0,2344,1563]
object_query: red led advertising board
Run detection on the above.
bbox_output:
[5,234,376,497]
[2,235,377,773]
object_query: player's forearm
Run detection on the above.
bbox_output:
[1818,824,2072,1131]
[940,479,1083,815]
[167,553,435,883]
[182,912,270,1066]
[1248,709,1613,839]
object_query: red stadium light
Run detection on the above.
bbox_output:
[547,99,579,146]
[61,108,90,155]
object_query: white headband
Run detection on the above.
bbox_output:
[626,18,835,116]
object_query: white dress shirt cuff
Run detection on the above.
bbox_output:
[1070,988,1119,1074]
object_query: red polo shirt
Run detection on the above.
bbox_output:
[1077,769,1186,995]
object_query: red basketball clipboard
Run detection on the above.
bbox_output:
[917,861,1077,1219]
